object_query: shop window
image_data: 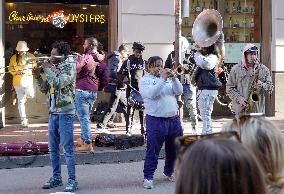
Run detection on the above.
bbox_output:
[5,1,109,55]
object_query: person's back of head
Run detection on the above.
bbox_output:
[176,138,267,194]
[221,118,239,133]
[240,117,284,193]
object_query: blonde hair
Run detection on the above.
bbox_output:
[221,119,239,133]
[240,117,284,193]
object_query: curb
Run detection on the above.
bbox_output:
[0,147,165,169]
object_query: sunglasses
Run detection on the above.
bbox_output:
[239,113,264,123]
[175,131,241,161]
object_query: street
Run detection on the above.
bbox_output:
[0,160,175,194]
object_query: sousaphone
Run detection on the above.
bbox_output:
[192,9,223,48]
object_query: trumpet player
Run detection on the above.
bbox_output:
[8,41,36,127]
[139,56,183,189]
[226,44,274,119]
[34,41,78,192]
[165,38,198,134]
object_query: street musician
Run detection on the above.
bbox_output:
[226,44,274,119]
[8,41,36,127]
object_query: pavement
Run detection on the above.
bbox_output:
[0,116,283,169]
[0,160,175,194]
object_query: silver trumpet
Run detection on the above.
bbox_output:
[25,55,65,64]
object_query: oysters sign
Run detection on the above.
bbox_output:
[8,10,106,28]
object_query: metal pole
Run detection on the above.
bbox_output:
[174,0,181,68]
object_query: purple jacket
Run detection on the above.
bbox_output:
[76,51,109,91]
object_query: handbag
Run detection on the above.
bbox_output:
[128,87,144,110]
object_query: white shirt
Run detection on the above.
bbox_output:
[194,52,219,70]
[139,73,183,118]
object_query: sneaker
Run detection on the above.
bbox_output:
[96,127,111,134]
[64,179,78,192]
[126,131,132,136]
[106,123,117,128]
[75,142,94,153]
[163,173,175,182]
[42,177,63,189]
[143,179,154,189]
[21,121,29,128]
[97,123,106,129]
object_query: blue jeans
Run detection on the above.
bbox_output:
[48,113,76,181]
[75,90,97,143]
[143,115,183,180]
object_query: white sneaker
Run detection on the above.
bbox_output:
[143,179,154,189]
[96,127,111,134]
[163,173,175,182]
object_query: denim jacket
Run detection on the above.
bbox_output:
[37,56,77,113]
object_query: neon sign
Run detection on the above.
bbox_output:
[8,10,106,27]
[47,10,69,28]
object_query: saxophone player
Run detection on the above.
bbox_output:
[226,44,274,119]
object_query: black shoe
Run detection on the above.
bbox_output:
[42,177,63,189]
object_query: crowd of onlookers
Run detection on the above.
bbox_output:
[175,115,284,194]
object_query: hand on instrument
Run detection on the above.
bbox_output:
[256,80,263,90]
[42,59,52,68]
[16,70,23,75]
[238,97,248,107]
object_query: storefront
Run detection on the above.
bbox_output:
[2,0,115,124]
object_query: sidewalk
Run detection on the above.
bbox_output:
[0,116,283,169]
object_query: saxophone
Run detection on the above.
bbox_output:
[245,61,261,114]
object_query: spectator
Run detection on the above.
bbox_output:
[176,138,267,194]
[97,44,129,131]
[239,116,284,194]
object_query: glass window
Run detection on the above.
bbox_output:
[5,1,109,55]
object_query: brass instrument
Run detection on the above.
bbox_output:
[245,62,261,113]
[192,9,223,48]
[167,65,187,79]
[26,56,51,63]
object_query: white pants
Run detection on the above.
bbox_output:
[197,90,218,134]
[14,85,35,123]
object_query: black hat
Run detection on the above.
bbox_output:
[132,42,145,51]
[245,45,258,53]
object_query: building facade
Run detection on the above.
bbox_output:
[0,0,282,125]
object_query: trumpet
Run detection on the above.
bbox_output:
[166,65,186,79]
[26,55,68,64]
[26,56,51,63]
